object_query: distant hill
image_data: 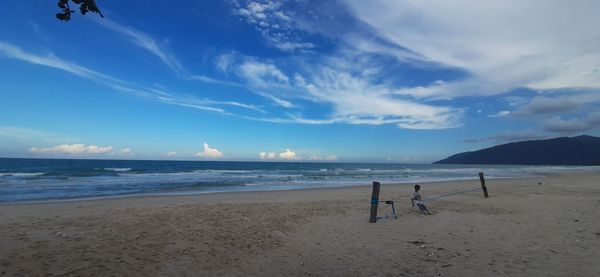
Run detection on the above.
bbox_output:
[434,135,600,165]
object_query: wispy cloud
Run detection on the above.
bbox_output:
[99,19,183,74]
[238,59,290,86]
[0,41,264,117]
[154,90,265,114]
[0,126,75,144]
[97,19,249,89]
[344,0,600,99]
[232,54,462,129]
[0,41,124,85]
[255,91,295,108]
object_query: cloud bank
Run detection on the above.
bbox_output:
[344,0,600,99]
[259,149,337,161]
[259,149,300,160]
[30,144,113,154]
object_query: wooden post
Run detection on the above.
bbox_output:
[369,181,381,223]
[479,172,489,198]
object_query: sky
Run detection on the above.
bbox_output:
[1,0,599,163]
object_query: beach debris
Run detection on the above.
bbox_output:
[441,264,452,267]
[55,231,67,237]
[407,239,427,248]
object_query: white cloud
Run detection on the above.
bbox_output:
[195,143,224,158]
[237,1,276,20]
[259,152,277,159]
[278,149,298,160]
[30,144,113,154]
[167,151,177,157]
[233,1,313,52]
[343,0,600,99]
[259,149,301,160]
[488,111,510,118]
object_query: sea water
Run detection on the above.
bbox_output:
[1,158,598,203]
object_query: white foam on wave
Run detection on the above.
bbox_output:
[104,168,132,172]
[0,172,45,177]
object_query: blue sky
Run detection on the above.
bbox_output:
[1,0,599,162]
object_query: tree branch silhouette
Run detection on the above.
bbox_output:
[56,0,104,21]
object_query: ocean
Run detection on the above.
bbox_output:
[1,158,598,203]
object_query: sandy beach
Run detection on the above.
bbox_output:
[1,172,599,276]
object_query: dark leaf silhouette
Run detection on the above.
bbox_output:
[54,0,103,22]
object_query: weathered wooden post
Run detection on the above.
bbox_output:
[479,172,489,198]
[369,181,381,223]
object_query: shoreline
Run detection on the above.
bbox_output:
[0,173,546,206]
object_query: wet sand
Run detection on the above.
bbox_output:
[1,172,599,276]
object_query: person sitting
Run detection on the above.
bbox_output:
[412,184,432,215]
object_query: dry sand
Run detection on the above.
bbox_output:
[1,172,599,276]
